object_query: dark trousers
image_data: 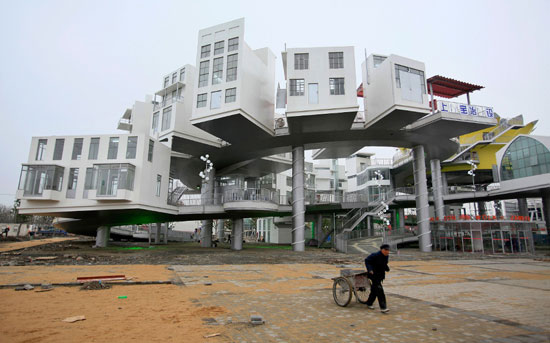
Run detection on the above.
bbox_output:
[366,278,387,309]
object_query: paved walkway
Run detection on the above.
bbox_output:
[172,259,550,343]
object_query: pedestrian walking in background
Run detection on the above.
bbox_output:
[364,244,391,313]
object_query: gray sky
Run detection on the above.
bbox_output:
[1,0,549,206]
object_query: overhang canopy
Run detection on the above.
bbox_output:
[427,75,483,99]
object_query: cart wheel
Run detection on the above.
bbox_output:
[355,285,370,304]
[332,277,352,307]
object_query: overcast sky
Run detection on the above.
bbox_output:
[1,0,549,206]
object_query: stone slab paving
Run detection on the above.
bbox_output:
[172,259,550,342]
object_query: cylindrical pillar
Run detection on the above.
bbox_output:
[398,208,405,230]
[232,218,243,251]
[217,219,225,241]
[200,168,216,248]
[315,214,323,241]
[477,202,487,216]
[518,198,528,217]
[292,146,305,252]
[413,145,432,252]
[367,216,373,236]
[95,226,110,247]
[155,223,161,244]
[430,159,445,222]
[163,223,168,244]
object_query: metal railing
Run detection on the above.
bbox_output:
[153,96,184,111]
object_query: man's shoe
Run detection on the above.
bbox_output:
[380,308,390,313]
[367,305,375,310]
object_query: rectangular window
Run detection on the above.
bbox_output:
[200,44,211,58]
[197,93,207,108]
[329,52,344,69]
[53,139,65,160]
[36,139,47,160]
[198,60,209,87]
[107,137,119,159]
[156,175,162,197]
[66,168,79,198]
[94,163,135,196]
[228,37,239,52]
[84,167,95,190]
[171,72,177,83]
[161,106,172,131]
[395,64,426,103]
[226,54,238,82]
[211,91,222,109]
[294,53,309,70]
[329,78,345,95]
[71,138,83,160]
[88,137,99,160]
[148,140,154,162]
[179,68,185,81]
[212,57,224,85]
[373,55,386,68]
[126,136,137,159]
[164,76,169,88]
[152,112,159,133]
[214,41,224,55]
[289,79,305,96]
[225,88,236,103]
[19,165,64,195]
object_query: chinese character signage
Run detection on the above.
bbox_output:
[437,100,494,118]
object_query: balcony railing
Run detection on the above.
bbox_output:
[153,95,184,111]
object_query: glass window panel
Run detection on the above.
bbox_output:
[53,139,65,160]
[214,41,224,55]
[200,44,211,58]
[228,37,239,52]
[126,136,137,159]
[36,139,47,160]
[211,91,222,109]
[294,53,309,70]
[108,137,119,159]
[71,138,83,160]
[148,140,154,162]
[225,88,236,103]
[161,106,172,131]
[212,57,223,84]
[197,93,207,108]
[226,54,238,82]
[88,138,100,160]
[199,61,209,87]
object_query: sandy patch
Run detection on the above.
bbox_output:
[0,237,78,253]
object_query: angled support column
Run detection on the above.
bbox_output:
[430,159,445,221]
[200,168,216,248]
[95,226,110,247]
[232,218,243,251]
[413,146,432,252]
[398,208,405,230]
[292,145,305,252]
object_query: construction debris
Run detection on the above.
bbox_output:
[204,333,221,338]
[80,281,111,290]
[77,275,126,283]
[35,256,57,260]
[250,315,265,325]
[62,315,86,323]
[15,284,34,291]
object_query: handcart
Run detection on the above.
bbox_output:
[331,269,372,307]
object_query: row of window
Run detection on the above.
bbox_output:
[289,78,345,97]
[163,68,186,88]
[197,87,236,109]
[293,52,344,70]
[198,54,238,88]
[35,137,155,162]
[201,37,239,59]
[19,163,165,199]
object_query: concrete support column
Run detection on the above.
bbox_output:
[95,226,110,247]
[315,214,323,241]
[367,216,373,236]
[292,146,305,252]
[441,172,448,195]
[200,168,216,248]
[542,191,550,232]
[477,202,487,216]
[413,145,432,252]
[398,208,405,230]
[163,223,168,244]
[155,223,161,244]
[430,159,445,222]
[232,218,243,251]
[518,198,528,217]
[217,219,225,241]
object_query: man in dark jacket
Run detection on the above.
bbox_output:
[364,244,391,313]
